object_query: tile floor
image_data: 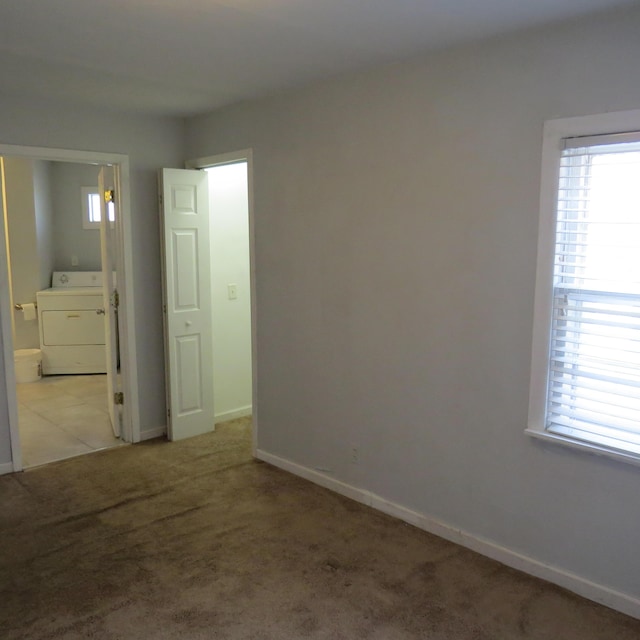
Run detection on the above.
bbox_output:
[17,374,123,468]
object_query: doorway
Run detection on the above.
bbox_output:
[160,149,257,448]
[206,161,253,425]
[0,144,139,472]
[15,375,120,468]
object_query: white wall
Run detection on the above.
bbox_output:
[2,157,45,350]
[207,163,252,422]
[185,5,640,609]
[0,96,185,463]
[50,162,102,271]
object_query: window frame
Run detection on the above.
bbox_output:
[527,109,640,467]
[81,186,115,230]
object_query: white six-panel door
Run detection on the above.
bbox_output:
[98,166,121,438]
[159,168,214,441]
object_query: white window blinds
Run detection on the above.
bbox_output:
[547,134,640,454]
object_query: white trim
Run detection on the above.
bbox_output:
[527,119,561,434]
[563,130,640,150]
[525,428,640,468]
[185,149,258,455]
[0,461,15,475]
[256,448,640,620]
[112,161,140,443]
[0,158,22,472]
[545,109,640,139]
[139,426,167,441]
[215,405,252,423]
[185,150,251,170]
[527,108,640,463]
[0,143,141,471]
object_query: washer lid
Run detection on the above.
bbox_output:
[51,271,105,288]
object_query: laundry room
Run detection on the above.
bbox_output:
[1,157,120,467]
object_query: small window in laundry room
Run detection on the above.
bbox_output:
[81,186,115,230]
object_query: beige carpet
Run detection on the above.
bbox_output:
[1,417,639,640]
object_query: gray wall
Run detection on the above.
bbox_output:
[2,157,47,350]
[32,160,55,291]
[3,158,101,352]
[51,162,102,271]
[185,6,640,602]
[0,324,9,469]
[0,98,185,462]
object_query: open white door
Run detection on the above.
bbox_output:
[159,168,214,441]
[98,166,122,438]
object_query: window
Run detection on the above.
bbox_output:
[529,111,640,464]
[82,186,115,230]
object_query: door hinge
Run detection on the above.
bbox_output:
[167,407,171,418]
[104,189,115,204]
[114,391,124,405]
[111,290,119,309]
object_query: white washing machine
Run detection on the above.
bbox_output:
[36,271,108,375]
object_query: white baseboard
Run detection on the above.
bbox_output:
[139,426,166,441]
[137,408,252,443]
[256,448,640,621]
[215,405,252,423]
[0,461,15,476]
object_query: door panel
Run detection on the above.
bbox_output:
[98,166,121,438]
[159,168,214,441]
[172,230,200,309]
[175,334,203,414]
[41,310,106,345]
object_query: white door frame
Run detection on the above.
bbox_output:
[186,149,258,454]
[0,144,140,472]
[159,168,214,441]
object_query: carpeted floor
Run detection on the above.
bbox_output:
[1,417,639,639]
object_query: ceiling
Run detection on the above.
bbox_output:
[0,0,635,118]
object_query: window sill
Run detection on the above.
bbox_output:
[525,428,640,469]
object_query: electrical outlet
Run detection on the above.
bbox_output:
[351,446,359,464]
[227,283,238,300]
